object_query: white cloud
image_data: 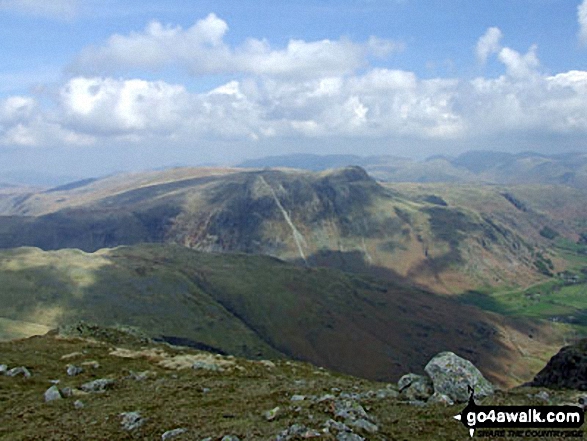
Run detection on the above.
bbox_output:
[0,0,77,19]
[476,27,503,64]
[579,0,587,45]
[497,45,540,79]
[2,27,587,152]
[72,13,401,78]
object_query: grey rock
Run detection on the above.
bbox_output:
[220,436,240,441]
[535,391,550,402]
[60,387,74,398]
[290,394,305,401]
[424,351,494,403]
[120,411,146,431]
[67,364,83,377]
[80,378,115,393]
[334,399,371,422]
[348,418,378,433]
[276,424,320,440]
[264,406,281,421]
[337,433,365,441]
[317,393,336,402]
[192,361,222,371]
[74,400,85,409]
[427,392,454,406]
[161,428,187,440]
[6,366,31,378]
[375,388,399,399]
[398,373,434,402]
[44,385,62,402]
[0,364,7,375]
[323,419,351,433]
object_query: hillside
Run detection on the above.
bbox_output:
[0,244,565,387]
[1,166,585,294]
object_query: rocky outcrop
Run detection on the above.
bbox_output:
[526,339,587,390]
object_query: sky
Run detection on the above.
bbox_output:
[1,0,587,180]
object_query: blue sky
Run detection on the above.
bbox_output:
[1,0,587,179]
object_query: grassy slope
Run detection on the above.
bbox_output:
[0,244,565,387]
[0,330,583,441]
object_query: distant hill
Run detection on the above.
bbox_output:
[0,243,561,386]
[238,150,587,188]
[0,165,586,293]
[237,153,409,171]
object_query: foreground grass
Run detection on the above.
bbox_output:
[0,331,585,441]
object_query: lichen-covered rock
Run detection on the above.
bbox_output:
[398,373,433,401]
[424,352,494,403]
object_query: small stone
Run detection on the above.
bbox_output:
[128,370,155,381]
[192,361,222,371]
[0,364,7,375]
[323,419,351,433]
[44,385,62,402]
[67,364,84,376]
[202,387,211,394]
[74,400,85,409]
[348,418,378,434]
[61,387,74,398]
[427,392,454,406]
[535,391,550,402]
[264,406,281,421]
[80,378,115,393]
[336,433,365,441]
[60,352,83,360]
[220,436,240,441]
[259,360,276,368]
[317,394,336,402]
[161,428,187,440]
[398,373,433,402]
[291,394,305,401]
[81,360,100,369]
[6,367,31,378]
[120,411,146,431]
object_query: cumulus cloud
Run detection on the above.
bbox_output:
[2,26,587,152]
[71,13,401,78]
[579,0,587,45]
[476,27,503,64]
[0,0,78,19]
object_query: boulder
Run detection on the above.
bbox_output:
[424,352,494,403]
[397,373,433,401]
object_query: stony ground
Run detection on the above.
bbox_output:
[0,328,585,441]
